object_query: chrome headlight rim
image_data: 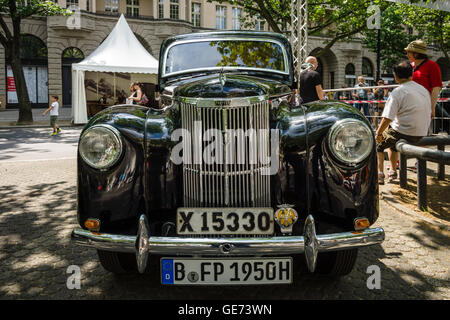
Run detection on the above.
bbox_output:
[327,118,374,167]
[79,124,123,170]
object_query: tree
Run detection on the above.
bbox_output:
[209,0,393,57]
[400,3,449,63]
[362,2,449,75]
[210,0,445,60]
[0,0,70,124]
[361,4,416,74]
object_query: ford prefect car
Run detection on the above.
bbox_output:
[71,31,385,285]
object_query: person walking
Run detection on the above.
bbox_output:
[372,79,386,128]
[353,76,369,117]
[299,56,324,104]
[375,61,431,184]
[42,95,61,136]
[405,40,442,120]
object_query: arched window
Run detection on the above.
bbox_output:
[345,63,355,76]
[345,63,356,87]
[20,34,47,61]
[62,47,84,60]
[62,48,84,107]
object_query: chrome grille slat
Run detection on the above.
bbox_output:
[181,98,270,208]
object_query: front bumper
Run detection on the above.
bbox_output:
[71,214,385,273]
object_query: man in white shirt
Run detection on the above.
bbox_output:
[42,95,61,136]
[375,61,431,184]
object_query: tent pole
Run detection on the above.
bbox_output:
[114,72,116,102]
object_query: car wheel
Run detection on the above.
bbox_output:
[315,249,358,276]
[97,250,138,274]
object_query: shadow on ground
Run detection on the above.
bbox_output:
[0,179,448,299]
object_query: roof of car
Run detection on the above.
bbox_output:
[166,30,290,42]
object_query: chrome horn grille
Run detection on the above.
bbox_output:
[180,97,271,208]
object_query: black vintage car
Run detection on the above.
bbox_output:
[72,31,384,285]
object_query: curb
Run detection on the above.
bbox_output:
[381,189,450,232]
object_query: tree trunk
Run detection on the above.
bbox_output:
[8,45,33,124]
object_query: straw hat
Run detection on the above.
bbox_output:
[405,40,428,55]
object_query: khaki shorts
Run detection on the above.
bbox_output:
[376,127,422,152]
[50,116,58,127]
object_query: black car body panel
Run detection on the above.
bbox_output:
[77,102,378,236]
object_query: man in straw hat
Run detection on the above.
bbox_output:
[405,39,442,119]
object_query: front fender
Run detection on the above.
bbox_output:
[77,105,148,233]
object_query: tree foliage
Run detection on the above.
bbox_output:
[362,2,449,73]
[209,0,445,60]
[209,0,393,57]
[211,41,285,70]
[361,4,415,73]
[0,0,70,124]
[400,3,449,63]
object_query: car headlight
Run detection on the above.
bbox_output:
[79,124,123,169]
[327,119,374,166]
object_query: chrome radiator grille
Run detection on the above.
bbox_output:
[181,98,271,208]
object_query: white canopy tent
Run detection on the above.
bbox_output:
[72,14,159,124]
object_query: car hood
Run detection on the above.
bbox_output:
[173,74,292,99]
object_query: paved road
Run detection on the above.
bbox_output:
[0,128,448,299]
[0,127,81,163]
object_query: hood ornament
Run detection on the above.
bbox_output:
[219,68,226,87]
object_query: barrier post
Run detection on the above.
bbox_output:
[437,145,445,180]
[417,159,427,210]
[399,153,407,189]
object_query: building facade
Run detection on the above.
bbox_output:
[0,0,447,109]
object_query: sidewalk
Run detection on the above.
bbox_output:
[0,107,74,128]
[380,155,450,232]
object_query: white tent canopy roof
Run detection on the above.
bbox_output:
[72,14,158,74]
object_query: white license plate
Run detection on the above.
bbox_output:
[176,208,274,235]
[161,258,292,285]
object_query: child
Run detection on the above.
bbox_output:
[42,96,61,136]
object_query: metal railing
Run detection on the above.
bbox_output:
[395,135,450,210]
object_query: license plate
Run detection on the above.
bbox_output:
[161,258,292,285]
[176,208,274,235]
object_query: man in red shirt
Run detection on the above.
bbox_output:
[405,40,442,119]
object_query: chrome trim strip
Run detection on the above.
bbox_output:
[162,37,290,78]
[71,227,385,256]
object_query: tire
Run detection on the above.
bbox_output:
[315,249,358,276]
[97,250,138,274]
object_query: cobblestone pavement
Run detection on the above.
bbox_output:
[0,159,449,300]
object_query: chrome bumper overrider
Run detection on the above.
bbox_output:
[71,215,385,273]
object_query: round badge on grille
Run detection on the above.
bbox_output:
[274,205,298,233]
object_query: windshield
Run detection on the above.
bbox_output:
[163,39,288,76]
